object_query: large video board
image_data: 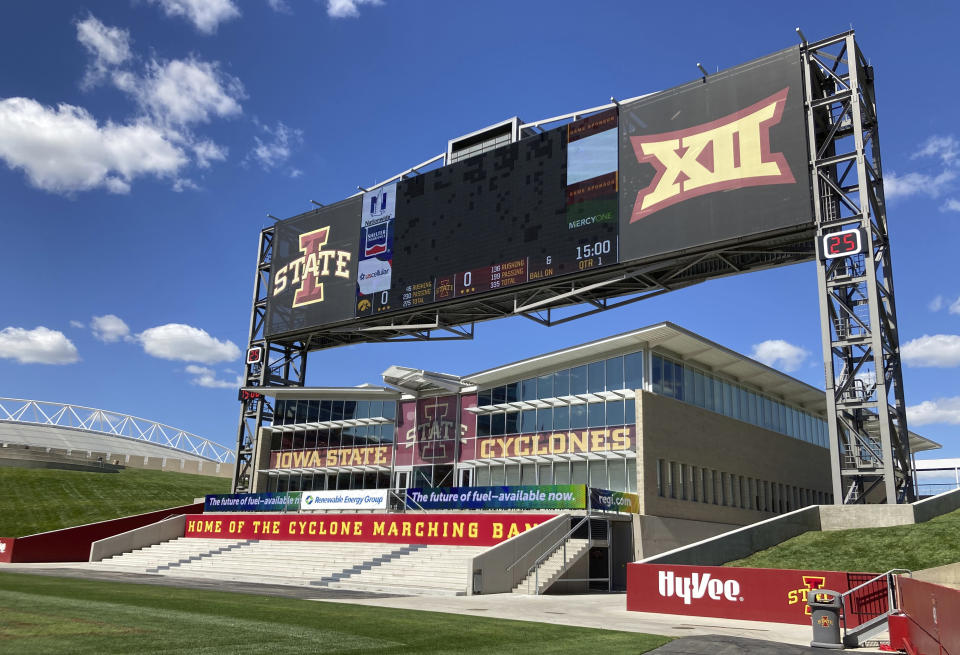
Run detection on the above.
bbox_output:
[265,46,813,339]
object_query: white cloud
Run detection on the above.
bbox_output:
[0,327,79,365]
[70,320,85,329]
[942,198,960,212]
[137,323,240,364]
[884,170,956,199]
[289,168,303,178]
[249,121,302,170]
[129,58,245,126]
[751,339,809,373]
[192,138,227,168]
[0,97,188,194]
[90,314,131,343]
[902,334,960,367]
[907,396,960,425]
[76,15,132,87]
[327,0,384,18]
[951,297,960,315]
[912,135,959,165]
[172,177,200,192]
[929,295,944,312]
[148,0,240,33]
[267,0,292,12]
[185,364,241,389]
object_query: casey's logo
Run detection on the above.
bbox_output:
[272,226,352,307]
[629,88,795,221]
[787,575,827,616]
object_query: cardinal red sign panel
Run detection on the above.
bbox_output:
[618,46,813,263]
[627,563,887,627]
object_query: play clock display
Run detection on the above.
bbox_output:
[819,228,866,260]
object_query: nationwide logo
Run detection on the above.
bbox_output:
[629,88,795,222]
[272,226,352,308]
[657,570,743,605]
[364,225,389,257]
[787,575,827,616]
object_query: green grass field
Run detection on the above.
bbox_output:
[726,507,960,572]
[0,572,670,654]
[0,467,229,537]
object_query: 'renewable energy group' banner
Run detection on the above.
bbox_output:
[301,489,388,511]
[184,513,553,546]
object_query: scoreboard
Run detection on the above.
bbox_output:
[265,46,813,340]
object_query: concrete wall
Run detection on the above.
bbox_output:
[0,443,229,478]
[636,514,740,559]
[912,563,960,589]
[468,513,571,595]
[819,504,915,531]
[89,514,186,562]
[913,487,960,523]
[636,390,832,526]
[640,505,821,567]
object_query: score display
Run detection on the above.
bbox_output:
[818,228,866,260]
[356,109,620,318]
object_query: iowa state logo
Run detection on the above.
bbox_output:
[629,88,795,221]
[272,226,352,307]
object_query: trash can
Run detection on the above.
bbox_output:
[808,588,843,649]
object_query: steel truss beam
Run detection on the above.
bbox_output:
[802,31,914,504]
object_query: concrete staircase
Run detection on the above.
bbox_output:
[512,538,590,595]
[92,537,484,595]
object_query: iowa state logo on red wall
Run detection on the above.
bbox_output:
[629,89,794,222]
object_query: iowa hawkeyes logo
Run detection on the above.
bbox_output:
[357,298,371,311]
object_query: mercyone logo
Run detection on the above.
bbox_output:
[657,570,742,605]
[272,226,352,308]
[629,88,795,222]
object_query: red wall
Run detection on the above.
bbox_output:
[185,512,553,547]
[897,576,960,655]
[0,503,203,563]
[627,563,885,627]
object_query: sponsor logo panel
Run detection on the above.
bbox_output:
[301,489,388,511]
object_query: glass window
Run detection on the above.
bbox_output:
[505,464,521,485]
[684,366,694,404]
[624,398,636,425]
[521,378,537,402]
[354,401,368,420]
[343,401,357,421]
[537,374,553,399]
[570,365,588,395]
[606,400,625,426]
[572,461,589,484]
[491,412,505,436]
[340,427,354,448]
[520,409,536,433]
[537,463,552,485]
[694,371,706,408]
[505,411,519,434]
[476,466,491,486]
[318,400,331,422]
[609,458,627,491]
[478,389,492,406]
[588,402,605,428]
[553,405,569,430]
[662,357,674,398]
[704,373,714,411]
[723,382,733,417]
[606,356,624,391]
[505,382,520,403]
[381,423,395,444]
[274,399,286,426]
[537,407,553,432]
[521,463,537,485]
[570,403,587,429]
[295,401,308,424]
[554,461,570,484]
[588,360,605,393]
[490,465,505,486]
[382,401,396,421]
[651,356,662,394]
[477,414,490,437]
[491,385,506,405]
[589,460,608,488]
[627,459,637,493]
[624,351,643,391]
[553,369,570,397]
[714,377,723,414]
[331,400,344,422]
[673,362,684,401]
[304,428,317,450]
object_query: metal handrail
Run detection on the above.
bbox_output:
[505,516,574,573]
[528,515,592,595]
[836,568,911,644]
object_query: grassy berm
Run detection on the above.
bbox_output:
[726,507,960,572]
[0,572,670,655]
[0,467,229,537]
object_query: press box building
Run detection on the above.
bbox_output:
[246,322,938,556]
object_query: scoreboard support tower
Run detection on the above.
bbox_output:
[802,31,914,503]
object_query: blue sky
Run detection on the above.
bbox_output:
[1,0,958,468]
